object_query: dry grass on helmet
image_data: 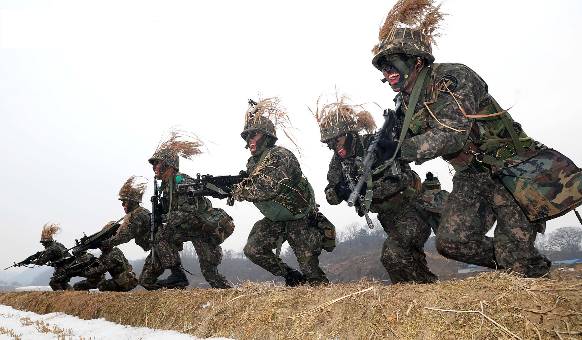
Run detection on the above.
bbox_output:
[118,176,147,199]
[246,97,293,133]
[246,97,301,152]
[155,128,204,161]
[373,0,445,53]
[41,223,60,240]
[311,95,377,135]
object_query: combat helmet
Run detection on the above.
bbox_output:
[40,222,60,242]
[240,98,280,141]
[118,176,147,203]
[371,0,444,70]
[149,129,203,170]
[313,96,376,143]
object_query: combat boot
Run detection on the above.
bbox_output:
[159,266,189,289]
[284,269,306,287]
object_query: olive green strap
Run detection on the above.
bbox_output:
[491,99,524,156]
[373,66,431,175]
[395,66,431,156]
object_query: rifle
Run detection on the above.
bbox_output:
[347,108,401,208]
[68,217,123,255]
[4,250,45,270]
[52,253,101,281]
[150,179,162,261]
[177,171,247,206]
[341,162,374,229]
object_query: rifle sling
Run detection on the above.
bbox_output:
[373,66,431,175]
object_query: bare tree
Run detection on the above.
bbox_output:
[539,227,582,253]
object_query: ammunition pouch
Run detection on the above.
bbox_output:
[497,148,582,222]
[310,212,336,252]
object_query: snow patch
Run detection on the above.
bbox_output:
[0,304,232,339]
[14,286,52,292]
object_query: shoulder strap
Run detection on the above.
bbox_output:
[373,66,431,176]
[491,98,525,156]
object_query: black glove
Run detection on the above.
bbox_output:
[335,181,351,201]
[376,139,400,162]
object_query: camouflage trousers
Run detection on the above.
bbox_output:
[49,267,72,291]
[140,212,234,289]
[436,171,551,278]
[99,271,138,292]
[243,216,328,284]
[378,204,437,284]
[72,273,106,291]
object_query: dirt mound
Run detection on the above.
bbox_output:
[0,267,581,339]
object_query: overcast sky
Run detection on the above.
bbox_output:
[1,0,581,269]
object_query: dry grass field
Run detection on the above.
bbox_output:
[0,265,581,340]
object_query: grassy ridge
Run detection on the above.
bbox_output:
[0,268,581,339]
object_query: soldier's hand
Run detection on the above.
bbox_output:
[376,139,400,161]
[335,182,351,201]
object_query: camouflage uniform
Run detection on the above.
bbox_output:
[236,145,330,285]
[78,247,138,292]
[70,251,106,291]
[372,23,552,277]
[33,241,73,291]
[102,205,169,290]
[157,172,234,289]
[325,134,446,283]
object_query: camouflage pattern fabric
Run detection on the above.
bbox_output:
[243,216,328,284]
[325,134,442,284]
[104,206,152,251]
[437,171,551,277]
[236,145,329,284]
[157,172,233,289]
[81,247,138,292]
[234,145,314,219]
[33,241,72,291]
[379,205,436,283]
[68,252,105,291]
[34,241,70,267]
[499,148,582,222]
[394,62,554,277]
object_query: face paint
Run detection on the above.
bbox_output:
[247,131,264,155]
[380,54,416,92]
[334,134,353,159]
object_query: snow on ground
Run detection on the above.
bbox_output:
[0,304,232,340]
[13,286,53,292]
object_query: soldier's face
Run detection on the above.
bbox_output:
[247,131,264,155]
[382,66,404,92]
[121,199,130,214]
[335,135,349,159]
[381,55,424,93]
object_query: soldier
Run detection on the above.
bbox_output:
[148,130,235,289]
[315,98,447,283]
[101,176,164,289]
[33,223,74,290]
[69,250,106,291]
[233,98,336,286]
[370,0,581,277]
[77,221,139,292]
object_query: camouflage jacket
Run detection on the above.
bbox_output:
[234,145,314,221]
[34,241,70,267]
[104,206,151,251]
[85,247,132,278]
[398,63,537,172]
[160,172,213,228]
[325,134,420,215]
